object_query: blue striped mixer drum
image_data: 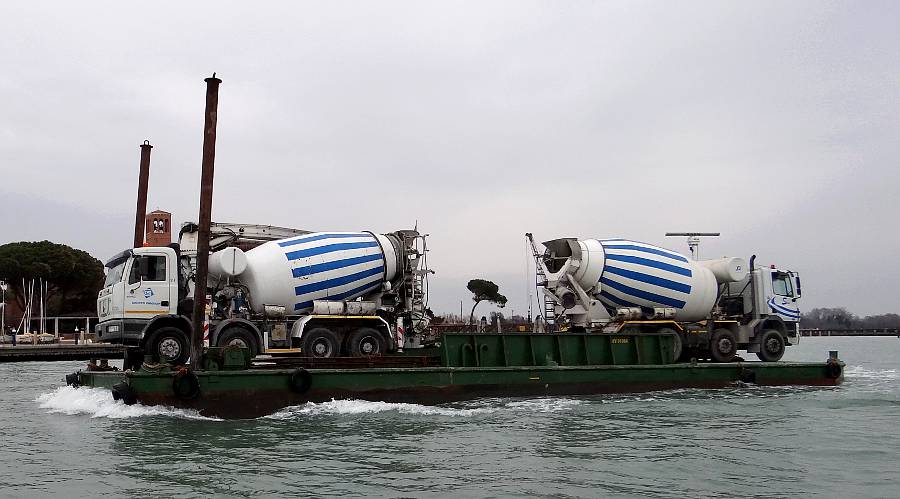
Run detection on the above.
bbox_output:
[237,232,399,313]
[568,239,746,322]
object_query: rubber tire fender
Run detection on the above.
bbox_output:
[172,370,201,400]
[112,381,137,405]
[825,361,843,379]
[289,368,313,394]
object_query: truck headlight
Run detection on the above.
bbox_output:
[108,325,120,333]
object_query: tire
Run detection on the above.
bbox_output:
[657,327,682,363]
[709,328,738,363]
[289,368,313,393]
[112,382,136,405]
[216,327,259,357]
[301,327,339,358]
[756,329,786,362]
[172,370,200,400]
[147,326,190,365]
[346,327,387,357]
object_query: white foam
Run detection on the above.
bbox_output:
[266,396,585,420]
[844,366,899,381]
[35,386,220,420]
[266,399,497,419]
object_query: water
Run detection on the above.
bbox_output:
[2,337,898,498]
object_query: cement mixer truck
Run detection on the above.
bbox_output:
[96,222,430,364]
[527,235,802,362]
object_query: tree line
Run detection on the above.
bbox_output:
[801,308,900,330]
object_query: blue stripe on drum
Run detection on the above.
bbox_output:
[597,290,641,308]
[294,280,383,311]
[278,232,370,248]
[601,244,688,263]
[604,254,692,277]
[292,253,383,278]
[604,266,691,294]
[294,265,384,296]
[599,276,687,309]
[284,241,379,261]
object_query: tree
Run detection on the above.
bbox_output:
[0,241,105,316]
[467,279,507,324]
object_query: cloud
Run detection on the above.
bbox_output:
[1,1,898,316]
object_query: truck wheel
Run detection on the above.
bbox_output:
[147,327,190,365]
[709,328,738,363]
[217,327,259,357]
[301,327,339,358]
[657,327,682,363]
[346,327,386,357]
[756,329,786,362]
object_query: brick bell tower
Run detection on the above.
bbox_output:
[145,210,172,246]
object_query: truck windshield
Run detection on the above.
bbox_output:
[772,273,794,296]
[104,260,127,287]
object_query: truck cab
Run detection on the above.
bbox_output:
[96,246,181,347]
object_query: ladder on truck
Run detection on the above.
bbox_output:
[525,233,556,332]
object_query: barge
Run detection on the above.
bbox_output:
[67,333,845,419]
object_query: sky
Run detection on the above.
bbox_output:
[1,1,898,318]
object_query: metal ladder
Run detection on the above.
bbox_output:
[526,233,556,332]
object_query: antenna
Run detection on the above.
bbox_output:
[665,232,720,260]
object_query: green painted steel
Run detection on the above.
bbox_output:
[439,333,677,367]
[77,361,841,396]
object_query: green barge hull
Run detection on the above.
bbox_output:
[68,333,845,419]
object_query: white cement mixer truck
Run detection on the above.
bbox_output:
[96,222,430,364]
[527,235,802,362]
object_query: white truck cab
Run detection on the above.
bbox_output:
[96,246,180,345]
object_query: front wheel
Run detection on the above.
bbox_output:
[147,327,190,365]
[709,328,738,363]
[756,329,786,362]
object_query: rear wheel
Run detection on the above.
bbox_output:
[756,329,786,362]
[216,327,259,357]
[657,327,682,363]
[709,328,738,363]
[346,327,387,357]
[147,326,190,365]
[301,327,339,358]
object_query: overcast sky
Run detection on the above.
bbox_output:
[1,1,898,318]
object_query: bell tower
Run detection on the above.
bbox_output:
[145,210,172,246]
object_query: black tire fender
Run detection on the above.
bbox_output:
[65,372,80,387]
[112,381,137,405]
[172,369,201,400]
[289,368,312,394]
[825,361,843,379]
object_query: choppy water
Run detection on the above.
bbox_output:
[2,337,899,498]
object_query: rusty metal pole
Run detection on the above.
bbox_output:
[190,74,222,367]
[133,140,153,248]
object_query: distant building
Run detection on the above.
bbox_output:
[145,210,172,246]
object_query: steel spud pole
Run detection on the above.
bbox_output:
[190,74,222,367]
[133,141,153,248]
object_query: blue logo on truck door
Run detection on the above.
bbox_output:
[144,288,154,298]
